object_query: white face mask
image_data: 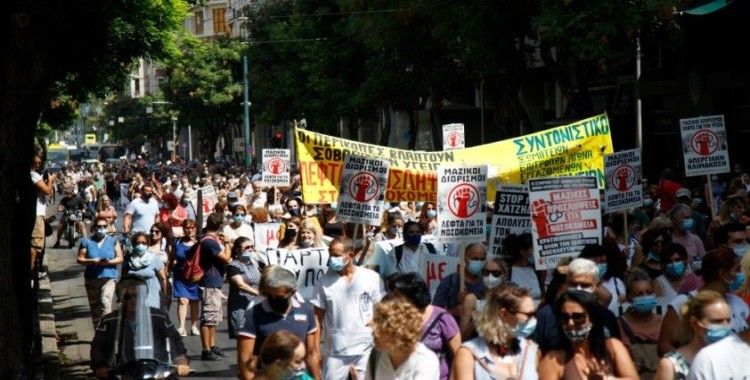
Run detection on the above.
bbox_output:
[483,274,503,289]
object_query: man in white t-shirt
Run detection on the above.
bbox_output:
[312,238,384,380]
[123,184,159,234]
[31,153,56,273]
[688,331,750,379]
[380,221,439,280]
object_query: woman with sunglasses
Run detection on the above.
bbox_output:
[453,283,539,380]
[123,231,169,310]
[639,229,672,280]
[227,237,261,340]
[147,223,170,266]
[172,219,201,336]
[539,290,638,380]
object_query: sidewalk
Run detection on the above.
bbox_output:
[45,245,97,379]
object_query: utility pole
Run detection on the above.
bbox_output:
[242,55,251,169]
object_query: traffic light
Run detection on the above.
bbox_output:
[272,131,284,148]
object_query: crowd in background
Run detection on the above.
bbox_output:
[31,153,750,379]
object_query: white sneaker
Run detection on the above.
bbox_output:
[178,327,187,337]
[191,326,200,336]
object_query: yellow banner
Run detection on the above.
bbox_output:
[295,114,613,203]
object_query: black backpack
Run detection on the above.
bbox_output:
[395,242,437,268]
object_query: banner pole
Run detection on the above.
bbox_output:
[623,211,629,257]
[706,175,716,219]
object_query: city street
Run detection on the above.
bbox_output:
[45,206,238,379]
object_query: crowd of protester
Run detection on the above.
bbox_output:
[31,152,750,379]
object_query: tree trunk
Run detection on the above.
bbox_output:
[1,9,50,378]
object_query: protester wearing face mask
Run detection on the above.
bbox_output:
[418,201,438,234]
[708,197,746,243]
[250,330,313,380]
[390,273,460,380]
[285,198,304,218]
[294,221,325,250]
[122,232,168,310]
[454,284,540,380]
[381,221,440,280]
[653,243,698,302]
[237,266,321,380]
[538,290,638,380]
[505,233,543,304]
[279,218,302,249]
[123,184,160,234]
[227,237,261,340]
[668,203,706,263]
[654,291,731,380]
[311,238,383,380]
[714,222,749,257]
[531,258,621,354]
[77,216,123,326]
[222,204,254,246]
[617,269,662,378]
[639,229,672,280]
[373,212,404,241]
[657,247,749,356]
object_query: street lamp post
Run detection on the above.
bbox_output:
[242,55,251,169]
[171,114,178,162]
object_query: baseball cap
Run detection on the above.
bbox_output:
[675,188,691,200]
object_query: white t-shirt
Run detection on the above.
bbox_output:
[222,223,254,245]
[688,334,750,380]
[367,343,439,380]
[31,171,46,216]
[311,266,384,357]
[602,277,627,316]
[381,243,440,278]
[125,197,160,233]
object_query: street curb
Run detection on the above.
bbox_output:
[38,275,61,380]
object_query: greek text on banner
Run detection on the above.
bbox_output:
[295,114,614,203]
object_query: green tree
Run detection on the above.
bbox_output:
[0,1,186,376]
[162,35,244,145]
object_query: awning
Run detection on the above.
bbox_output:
[681,0,734,16]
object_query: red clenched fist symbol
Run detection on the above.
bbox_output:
[354,175,372,202]
[270,160,281,174]
[616,168,629,191]
[696,133,711,156]
[531,199,552,239]
[454,187,472,217]
[449,133,457,147]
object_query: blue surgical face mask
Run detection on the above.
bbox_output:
[704,324,733,344]
[467,260,484,276]
[665,261,686,277]
[681,218,695,231]
[241,252,253,261]
[134,244,147,255]
[327,256,347,272]
[728,272,745,292]
[404,234,421,247]
[597,263,608,279]
[631,294,658,313]
[513,317,537,338]
[426,210,437,219]
[234,215,245,224]
[733,244,749,258]
[527,255,535,265]
[643,198,653,207]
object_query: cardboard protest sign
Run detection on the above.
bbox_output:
[262,149,291,186]
[680,115,730,177]
[254,223,282,251]
[419,253,461,298]
[489,184,531,256]
[604,149,643,213]
[335,155,389,225]
[529,176,601,270]
[442,123,465,150]
[200,185,217,214]
[262,248,329,299]
[295,114,613,203]
[437,165,488,242]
